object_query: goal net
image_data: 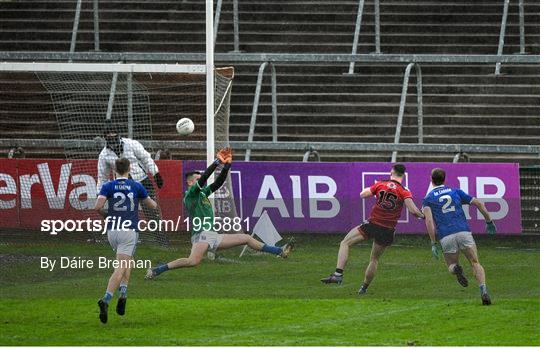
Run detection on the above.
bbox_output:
[0,62,237,246]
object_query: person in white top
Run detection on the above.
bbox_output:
[97,121,168,246]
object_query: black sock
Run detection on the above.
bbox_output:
[361,282,370,289]
[335,268,344,275]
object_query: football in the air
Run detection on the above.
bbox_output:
[176,117,194,135]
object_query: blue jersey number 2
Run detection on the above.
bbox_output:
[439,194,456,214]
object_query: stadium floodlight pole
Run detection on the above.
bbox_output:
[206,0,215,186]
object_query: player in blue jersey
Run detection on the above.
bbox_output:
[422,168,497,305]
[93,157,158,323]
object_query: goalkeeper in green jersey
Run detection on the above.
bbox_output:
[145,148,294,279]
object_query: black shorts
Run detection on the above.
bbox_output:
[357,222,395,247]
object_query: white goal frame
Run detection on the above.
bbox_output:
[0,60,217,174]
[0,62,206,74]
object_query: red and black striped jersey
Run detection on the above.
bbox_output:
[368,179,412,229]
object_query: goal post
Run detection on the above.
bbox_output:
[0,62,236,244]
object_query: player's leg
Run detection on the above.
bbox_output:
[115,261,132,316]
[461,243,491,305]
[145,242,208,279]
[442,251,469,287]
[98,253,131,324]
[358,241,387,294]
[216,233,294,258]
[99,230,135,323]
[119,266,132,293]
[321,225,366,284]
[441,234,469,287]
[114,230,138,316]
[105,254,131,295]
[168,242,208,268]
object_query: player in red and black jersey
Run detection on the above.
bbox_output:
[321,164,425,294]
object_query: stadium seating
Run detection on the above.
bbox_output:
[0,0,539,164]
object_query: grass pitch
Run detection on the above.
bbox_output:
[1,234,539,346]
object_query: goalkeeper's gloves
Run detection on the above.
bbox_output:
[431,241,442,260]
[225,147,233,164]
[486,220,497,235]
[217,147,233,164]
[154,172,164,189]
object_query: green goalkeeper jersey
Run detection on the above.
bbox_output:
[183,182,214,236]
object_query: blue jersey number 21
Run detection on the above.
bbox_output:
[113,192,135,212]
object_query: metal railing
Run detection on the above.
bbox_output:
[391,62,423,163]
[520,166,540,234]
[231,0,241,52]
[2,139,539,157]
[4,52,538,63]
[69,0,100,58]
[214,0,224,44]
[344,0,529,75]
[212,0,242,52]
[2,53,539,162]
[71,0,233,55]
[65,0,529,72]
[68,0,83,61]
[213,0,240,51]
[92,0,100,51]
[347,0,381,74]
[245,62,278,161]
[69,0,241,55]
[495,0,527,75]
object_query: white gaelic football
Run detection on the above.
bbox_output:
[176,117,194,135]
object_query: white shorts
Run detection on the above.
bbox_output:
[440,231,476,254]
[191,231,223,253]
[108,229,138,256]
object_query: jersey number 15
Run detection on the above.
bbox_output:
[377,190,398,210]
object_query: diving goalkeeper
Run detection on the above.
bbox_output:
[145,147,294,279]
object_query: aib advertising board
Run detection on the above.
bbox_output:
[185,161,521,234]
[1,159,521,234]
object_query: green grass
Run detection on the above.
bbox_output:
[1,235,539,345]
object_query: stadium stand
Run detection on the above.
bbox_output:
[0,0,538,164]
[0,0,538,233]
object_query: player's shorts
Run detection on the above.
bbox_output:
[108,229,138,256]
[191,231,223,252]
[357,222,395,247]
[440,231,476,254]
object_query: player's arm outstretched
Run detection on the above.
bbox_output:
[404,198,425,219]
[195,147,233,194]
[359,187,373,199]
[455,189,496,235]
[470,198,497,235]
